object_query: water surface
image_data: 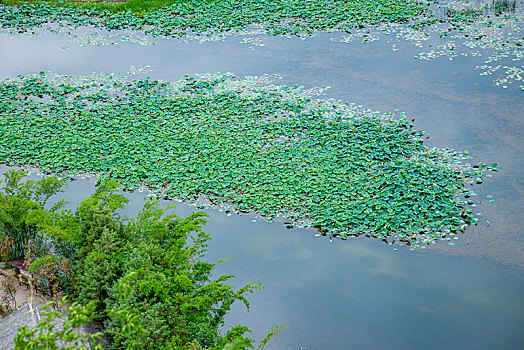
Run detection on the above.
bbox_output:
[0,22,523,349]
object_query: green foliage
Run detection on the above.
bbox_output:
[2,170,265,348]
[0,170,64,259]
[14,293,281,350]
[0,0,184,14]
[14,298,104,350]
[256,324,288,350]
[73,181,128,259]
[103,199,261,349]
[75,228,122,316]
[223,338,253,350]
[0,0,427,37]
[0,72,490,247]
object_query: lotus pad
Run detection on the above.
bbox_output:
[0,1,426,37]
[0,71,486,246]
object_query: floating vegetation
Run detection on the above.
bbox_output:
[0,0,426,37]
[331,1,524,91]
[412,2,524,90]
[0,1,429,52]
[0,70,495,247]
[0,1,521,90]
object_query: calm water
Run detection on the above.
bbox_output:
[1,18,523,349]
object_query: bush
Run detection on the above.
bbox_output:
[1,170,268,348]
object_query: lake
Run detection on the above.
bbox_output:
[1,3,523,348]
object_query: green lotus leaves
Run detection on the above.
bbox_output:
[0,71,490,247]
[0,1,427,37]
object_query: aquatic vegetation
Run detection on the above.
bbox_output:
[0,1,431,52]
[412,5,524,90]
[1,1,520,90]
[331,1,524,91]
[0,0,513,40]
[0,71,494,247]
[0,0,426,36]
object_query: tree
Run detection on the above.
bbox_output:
[0,170,65,260]
[25,245,72,307]
[3,171,281,348]
[13,290,144,350]
[103,199,261,349]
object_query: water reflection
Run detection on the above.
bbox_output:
[434,0,522,15]
[1,166,523,349]
[0,29,522,266]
